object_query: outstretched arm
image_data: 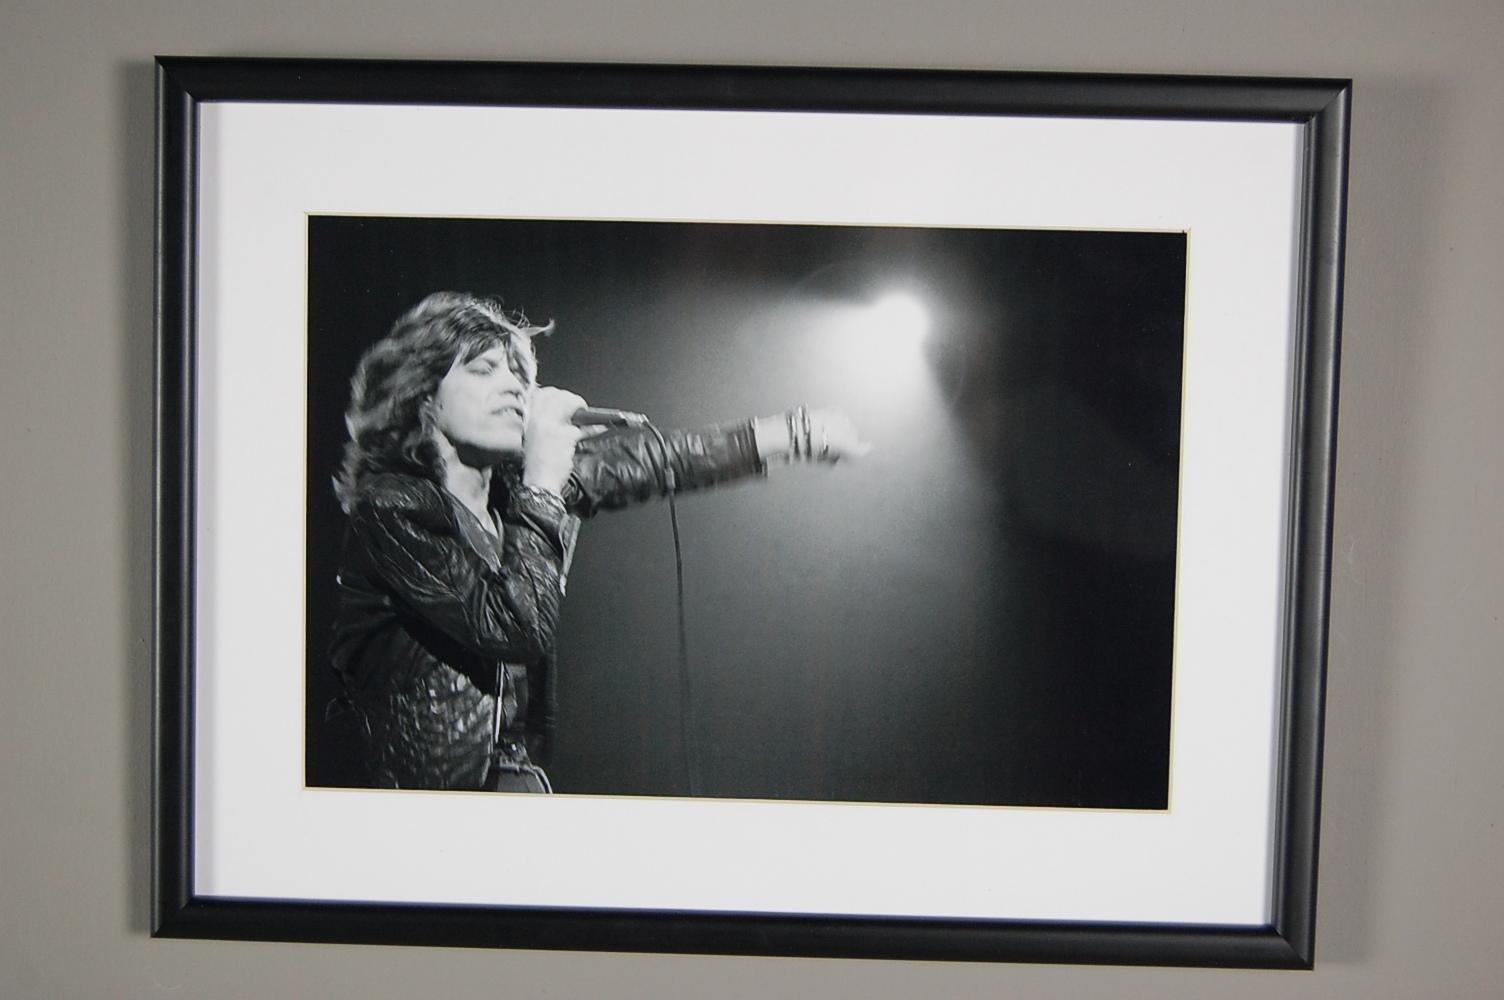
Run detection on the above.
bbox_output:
[563,420,762,516]
[561,408,869,517]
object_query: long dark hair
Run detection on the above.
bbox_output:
[333,292,551,513]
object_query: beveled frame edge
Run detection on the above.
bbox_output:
[151,56,1350,968]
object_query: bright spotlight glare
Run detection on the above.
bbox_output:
[871,293,930,346]
[816,291,935,401]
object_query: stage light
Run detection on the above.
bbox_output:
[798,289,936,410]
[870,292,930,347]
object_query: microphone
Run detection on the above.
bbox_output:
[571,406,651,428]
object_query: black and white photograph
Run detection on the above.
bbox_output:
[304,215,1187,809]
[149,58,1348,966]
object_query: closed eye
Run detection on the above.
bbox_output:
[505,352,535,384]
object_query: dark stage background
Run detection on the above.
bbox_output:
[305,216,1185,809]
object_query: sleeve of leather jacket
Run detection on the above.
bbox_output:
[562,420,766,518]
[348,476,570,662]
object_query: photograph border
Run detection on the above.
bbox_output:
[153,56,1350,967]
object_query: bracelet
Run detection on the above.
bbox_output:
[787,405,815,462]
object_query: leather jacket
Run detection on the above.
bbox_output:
[329,420,764,790]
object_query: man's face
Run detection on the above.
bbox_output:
[431,343,530,459]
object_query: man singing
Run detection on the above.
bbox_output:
[328,292,866,792]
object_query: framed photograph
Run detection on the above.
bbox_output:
[154,57,1349,967]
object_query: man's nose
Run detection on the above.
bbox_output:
[493,374,527,406]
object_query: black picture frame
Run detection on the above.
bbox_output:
[153,56,1349,968]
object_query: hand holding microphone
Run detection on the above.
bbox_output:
[521,386,595,494]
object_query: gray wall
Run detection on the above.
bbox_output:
[3,1,1500,996]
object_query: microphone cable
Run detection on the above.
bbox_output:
[642,422,702,797]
